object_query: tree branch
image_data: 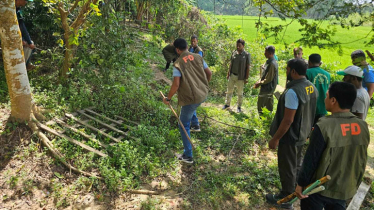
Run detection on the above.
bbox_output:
[69,0,82,14]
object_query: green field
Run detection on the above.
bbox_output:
[219,15,374,71]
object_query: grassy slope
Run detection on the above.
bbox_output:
[219,15,374,71]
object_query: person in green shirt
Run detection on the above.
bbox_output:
[306,54,330,124]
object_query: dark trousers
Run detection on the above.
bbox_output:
[257,93,274,114]
[300,193,346,210]
[278,143,303,195]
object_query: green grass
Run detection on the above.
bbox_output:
[219,15,374,70]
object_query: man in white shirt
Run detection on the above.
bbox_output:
[337,65,370,120]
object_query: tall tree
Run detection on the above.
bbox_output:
[0,0,32,122]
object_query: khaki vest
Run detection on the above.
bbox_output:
[270,78,318,146]
[314,112,370,200]
[173,51,209,106]
[191,46,203,56]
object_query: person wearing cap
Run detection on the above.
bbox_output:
[15,0,36,71]
[189,35,203,57]
[293,47,308,64]
[223,39,251,113]
[295,82,370,210]
[337,66,370,120]
[306,54,330,124]
[351,50,374,98]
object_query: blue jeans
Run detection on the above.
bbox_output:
[179,103,201,158]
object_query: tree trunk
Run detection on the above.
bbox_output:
[0,0,32,122]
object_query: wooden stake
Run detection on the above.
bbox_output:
[159,91,194,150]
[66,113,120,143]
[37,122,108,158]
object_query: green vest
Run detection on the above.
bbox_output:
[306,67,331,116]
[162,44,178,62]
[173,51,209,106]
[314,112,370,200]
[260,58,278,94]
[269,78,318,146]
[229,50,250,80]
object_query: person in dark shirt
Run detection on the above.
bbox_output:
[295,82,370,210]
[16,0,36,70]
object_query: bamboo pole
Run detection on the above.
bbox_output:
[159,91,194,150]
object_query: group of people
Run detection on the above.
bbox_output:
[162,37,372,209]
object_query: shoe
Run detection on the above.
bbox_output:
[222,105,230,110]
[237,107,242,113]
[190,124,201,132]
[178,154,193,164]
[265,193,293,209]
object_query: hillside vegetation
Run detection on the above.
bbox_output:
[0,1,373,209]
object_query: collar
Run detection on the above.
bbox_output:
[286,78,307,89]
[330,112,357,118]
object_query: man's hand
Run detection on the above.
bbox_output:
[163,97,170,105]
[254,81,261,88]
[295,185,308,200]
[29,43,36,50]
[227,74,230,80]
[268,138,279,149]
[22,41,27,46]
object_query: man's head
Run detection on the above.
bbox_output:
[308,54,322,68]
[15,0,32,7]
[337,65,363,88]
[351,50,366,66]
[325,81,357,111]
[293,47,303,59]
[173,38,188,55]
[286,59,307,81]
[191,35,198,48]
[236,39,245,53]
[265,45,275,59]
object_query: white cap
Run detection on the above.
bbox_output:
[337,65,364,78]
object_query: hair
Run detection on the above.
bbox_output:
[293,47,303,53]
[287,59,307,75]
[351,50,366,59]
[173,38,188,50]
[309,54,321,64]
[328,82,357,109]
[265,45,275,54]
[237,39,245,46]
[191,35,198,40]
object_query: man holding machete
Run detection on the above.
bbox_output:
[295,81,370,209]
[162,38,212,164]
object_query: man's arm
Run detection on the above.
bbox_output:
[269,89,298,149]
[260,64,276,85]
[366,83,374,98]
[163,77,180,105]
[244,64,250,84]
[295,125,327,199]
[204,67,212,82]
[17,15,32,45]
[268,108,296,149]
